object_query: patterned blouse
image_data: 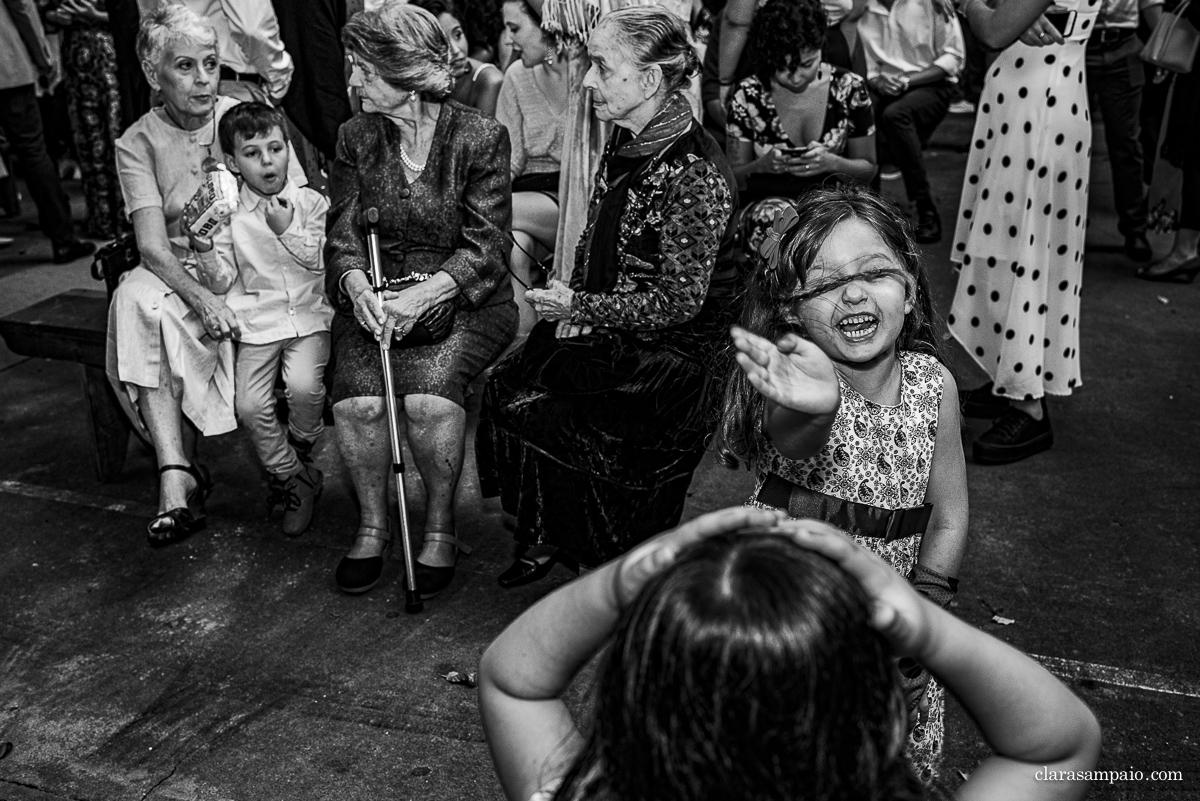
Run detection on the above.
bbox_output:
[727,67,874,157]
[567,128,735,331]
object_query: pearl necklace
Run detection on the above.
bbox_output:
[399,142,425,174]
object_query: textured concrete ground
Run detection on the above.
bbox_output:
[0,111,1197,801]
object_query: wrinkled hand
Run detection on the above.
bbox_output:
[194,292,241,340]
[611,506,785,609]
[555,321,593,339]
[351,283,385,339]
[771,519,932,656]
[377,286,432,348]
[264,195,293,236]
[732,326,840,417]
[1017,15,1065,46]
[186,231,214,253]
[526,279,574,321]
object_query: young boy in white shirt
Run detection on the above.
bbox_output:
[194,102,332,536]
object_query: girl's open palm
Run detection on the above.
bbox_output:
[732,326,840,417]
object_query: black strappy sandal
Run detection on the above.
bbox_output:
[146,463,212,548]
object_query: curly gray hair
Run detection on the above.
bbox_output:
[136,2,218,72]
[342,4,455,101]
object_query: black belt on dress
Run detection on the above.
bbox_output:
[756,473,933,543]
[1087,27,1136,49]
[219,66,265,85]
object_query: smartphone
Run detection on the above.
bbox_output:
[778,145,811,157]
[1045,8,1076,35]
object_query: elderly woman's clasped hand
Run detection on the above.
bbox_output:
[526,279,593,338]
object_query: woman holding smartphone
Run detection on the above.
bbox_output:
[725,0,876,253]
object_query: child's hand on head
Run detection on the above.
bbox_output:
[264,195,293,236]
[732,326,840,418]
[770,520,933,658]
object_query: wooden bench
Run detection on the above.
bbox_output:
[0,288,137,483]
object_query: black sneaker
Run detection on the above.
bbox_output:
[915,202,942,244]
[52,238,96,264]
[959,381,1010,418]
[1124,233,1152,262]
[973,404,1053,464]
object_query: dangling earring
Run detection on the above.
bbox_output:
[410,90,420,104]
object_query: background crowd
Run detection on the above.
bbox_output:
[5,0,1197,795]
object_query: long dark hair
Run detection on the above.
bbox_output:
[552,534,923,801]
[716,187,945,469]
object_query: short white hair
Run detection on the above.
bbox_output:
[136,3,218,70]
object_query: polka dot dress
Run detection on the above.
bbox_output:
[949,0,1098,400]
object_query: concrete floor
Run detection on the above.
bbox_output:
[1,111,1198,800]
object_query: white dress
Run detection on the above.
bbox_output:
[948,0,1099,401]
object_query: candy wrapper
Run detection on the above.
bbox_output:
[181,163,240,238]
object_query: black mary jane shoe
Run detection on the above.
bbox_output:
[405,530,473,600]
[498,549,580,589]
[147,463,212,548]
[335,525,393,595]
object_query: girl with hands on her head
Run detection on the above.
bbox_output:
[479,507,1101,801]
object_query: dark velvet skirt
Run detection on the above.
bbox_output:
[476,297,736,567]
[330,300,517,408]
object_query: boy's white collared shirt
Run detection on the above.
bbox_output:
[216,179,334,345]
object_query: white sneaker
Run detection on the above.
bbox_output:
[949,100,976,115]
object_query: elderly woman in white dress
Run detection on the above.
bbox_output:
[106,3,302,546]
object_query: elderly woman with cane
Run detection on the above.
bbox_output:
[326,4,516,598]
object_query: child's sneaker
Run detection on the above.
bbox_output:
[270,463,324,537]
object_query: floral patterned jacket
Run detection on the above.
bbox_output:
[567,123,736,332]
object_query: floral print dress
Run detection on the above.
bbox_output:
[748,350,947,783]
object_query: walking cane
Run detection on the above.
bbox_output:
[365,207,424,614]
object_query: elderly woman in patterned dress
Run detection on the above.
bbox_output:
[477,6,739,587]
[327,4,516,598]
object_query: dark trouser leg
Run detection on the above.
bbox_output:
[1181,144,1200,231]
[0,84,74,243]
[874,81,952,205]
[1087,37,1148,236]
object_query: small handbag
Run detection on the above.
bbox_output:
[370,272,457,348]
[90,232,140,298]
[1141,0,1200,74]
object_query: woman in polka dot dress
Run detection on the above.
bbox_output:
[717,190,969,783]
[949,0,1099,464]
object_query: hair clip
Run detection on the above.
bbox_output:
[759,204,799,272]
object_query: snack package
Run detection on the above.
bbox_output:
[181,163,240,238]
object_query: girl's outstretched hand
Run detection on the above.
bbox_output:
[732,326,840,417]
[771,519,932,657]
[612,506,784,609]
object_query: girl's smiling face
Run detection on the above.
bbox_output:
[791,218,914,367]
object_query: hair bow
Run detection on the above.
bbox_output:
[758,204,800,272]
